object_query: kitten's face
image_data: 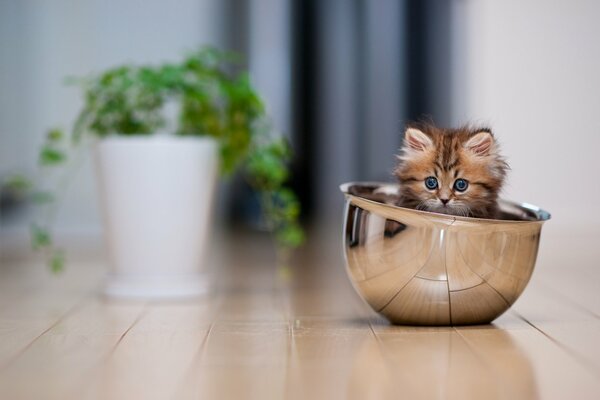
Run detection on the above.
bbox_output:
[394,124,508,218]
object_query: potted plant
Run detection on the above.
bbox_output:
[31,47,303,298]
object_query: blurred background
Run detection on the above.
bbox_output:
[1,0,598,249]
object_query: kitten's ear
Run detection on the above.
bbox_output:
[404,128,433,152]
[465,130,494,156]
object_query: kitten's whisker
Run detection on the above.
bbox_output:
[416,201,428,211]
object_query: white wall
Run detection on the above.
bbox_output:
[0,0,225,235]
[455,0,600,228]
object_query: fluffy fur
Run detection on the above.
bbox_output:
[394,122,508,219]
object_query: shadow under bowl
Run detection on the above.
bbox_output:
[340,182,551,326]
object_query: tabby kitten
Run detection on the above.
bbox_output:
[394,123,508,219]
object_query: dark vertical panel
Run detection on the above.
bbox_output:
[354,0,367,180]
[313,0,362,215]
[426,0,453,125]
[405,0,428,122]
[223,0,249,56]
[222,0,259,227]
[290,0,317,216]
[363,0,405,181]
[404,0,453,125]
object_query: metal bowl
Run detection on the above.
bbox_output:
[341,182,551,326]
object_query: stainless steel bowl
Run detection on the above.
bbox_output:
[341,182,551,326]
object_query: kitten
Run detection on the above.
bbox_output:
[394,123,508,219]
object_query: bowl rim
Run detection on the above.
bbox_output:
[340,181,551,225]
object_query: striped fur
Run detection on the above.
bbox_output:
[394,122,508,219]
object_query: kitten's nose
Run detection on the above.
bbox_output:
[440,198,449,205]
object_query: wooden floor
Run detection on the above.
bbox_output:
[0,223,599,399]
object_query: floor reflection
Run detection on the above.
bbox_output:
[348,322,539,399]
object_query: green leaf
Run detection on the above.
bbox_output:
[3,174,31,192]
[276,224,305,248]
[47,129,64,142]
[32,191,55,204]
[49,250,65,274]
[31,225,51,250]
[39,146,66,166]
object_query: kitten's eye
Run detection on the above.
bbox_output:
[424,176,438,190]
[454,178,469,192]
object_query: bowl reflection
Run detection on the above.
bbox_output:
[341,182,551,326]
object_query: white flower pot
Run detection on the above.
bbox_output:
[95,135,218,299]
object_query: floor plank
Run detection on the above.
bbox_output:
[0,228,599,399]
[0,263,101,367]
[457,312,600,400]
[183,321,290,399]
[0,297,145,400]
[511,278,600,375]
[286,318,395,400]
[83,302,212,400]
